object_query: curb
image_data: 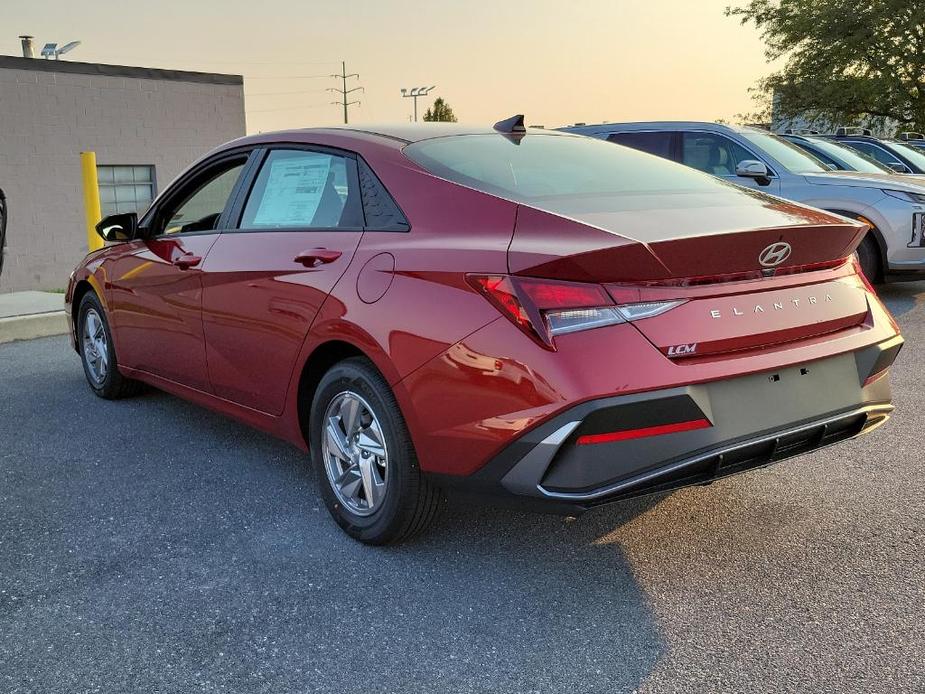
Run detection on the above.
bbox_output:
[0,311,69,344]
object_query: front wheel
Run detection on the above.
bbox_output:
[77,292,141,399]
[309,357,443,545]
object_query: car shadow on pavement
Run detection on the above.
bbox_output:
[0,342,667,694]
[876,280,925,318]
[155,389,668,693]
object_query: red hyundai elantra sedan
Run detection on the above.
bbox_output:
[66,117,902,544]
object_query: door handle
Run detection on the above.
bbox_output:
[173,254,202,270]
[294,248,342,268]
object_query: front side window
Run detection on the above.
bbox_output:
[98,165,155,217]
[801,139,891,173]
[844,141,903,168]
[681,133,753,176]
[608,131,673,159]
[241,150,357,229]
[886,141,925,170]
[158,162,246,235]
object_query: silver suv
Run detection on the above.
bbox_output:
[560,121,925,282]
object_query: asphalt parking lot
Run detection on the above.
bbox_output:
[2,283,924,694]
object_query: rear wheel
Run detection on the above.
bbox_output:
[77,292,142,399]
[309,357,443,544]
[856,233,882,285]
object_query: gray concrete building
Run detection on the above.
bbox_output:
[0,54,246,292]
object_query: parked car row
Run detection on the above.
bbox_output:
[560,122,925,283]
[67,116,904,543]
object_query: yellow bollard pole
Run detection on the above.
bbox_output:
[80,151,103,251]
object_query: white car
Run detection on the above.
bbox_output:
[560,121,925,282]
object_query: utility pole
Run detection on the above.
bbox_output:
[400,85,436,122]
[328,61,363,124]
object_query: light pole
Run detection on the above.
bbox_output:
[400,86,436,122]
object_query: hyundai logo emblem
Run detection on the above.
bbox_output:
[758,242,792,267]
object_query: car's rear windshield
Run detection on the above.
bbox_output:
[403,132,731,204]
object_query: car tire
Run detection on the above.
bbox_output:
[309,357,443,545]
[77,291,142,399]
[856,233,882,284]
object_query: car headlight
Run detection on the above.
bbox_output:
[882,189,925,204]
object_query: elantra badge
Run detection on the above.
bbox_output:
[758,242,792,267]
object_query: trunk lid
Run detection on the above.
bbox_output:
[509,197,870,358]
[608,273,870,360]
[509,194,866,281]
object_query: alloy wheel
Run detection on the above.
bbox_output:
[321,391,389,516]
[82,308,109,385]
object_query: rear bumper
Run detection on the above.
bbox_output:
[432,335,901,513]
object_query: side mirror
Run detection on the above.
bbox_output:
[735,159,771,186]
[95,212,138,242]
[736,159,769,178]
[887,162,912,174]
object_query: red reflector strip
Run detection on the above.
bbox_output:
[576,418,712,446]
[863,368,889,388]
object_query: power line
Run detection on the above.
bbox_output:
[246,89,328,97]
[327,61,363,125]
[78,55,340,67]
[247,103,331,113]
[246,74,332,80]
[185,60,341,66]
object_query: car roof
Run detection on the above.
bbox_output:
[560,120,766,133]
[784,134,837,144]
[822,133,881,141]
[227,123,563,148]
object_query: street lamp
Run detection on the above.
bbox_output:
[400,85,436,122]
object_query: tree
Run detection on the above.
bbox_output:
[422,97,457,122]
[726,1,925,131]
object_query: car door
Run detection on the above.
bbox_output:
[680,131,781,195]
[106,152,251,391]
[200,146,366,415]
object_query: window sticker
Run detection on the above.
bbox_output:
[252,155,333,226]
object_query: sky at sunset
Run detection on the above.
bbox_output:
[4,0,780,133]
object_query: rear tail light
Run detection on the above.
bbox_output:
[850,253,877,293]
[468,275,685,349]
[863,367,889,388]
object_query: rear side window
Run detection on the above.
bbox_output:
[607,131,673,159]
[241,150,361,229]
[681,133,753,176]
[357,158,409,231]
